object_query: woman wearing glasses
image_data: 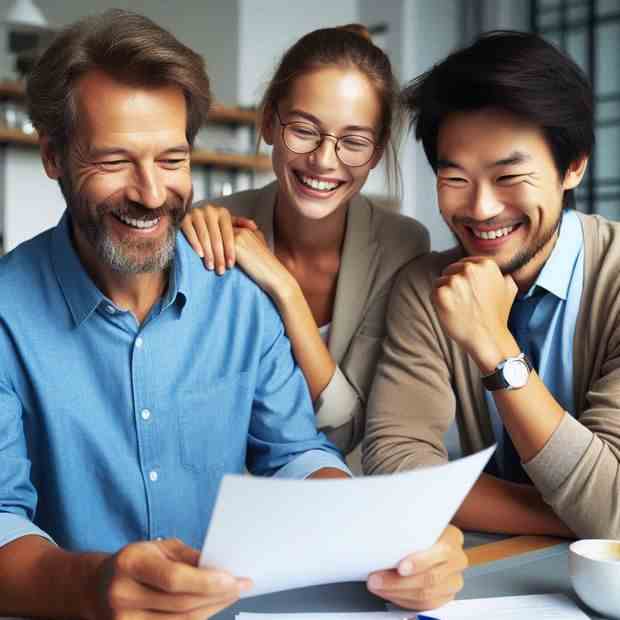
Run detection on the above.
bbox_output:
[180,25,465,610]
[183,24,429,459]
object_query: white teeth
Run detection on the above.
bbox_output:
[472,225,515,240]
[299,174,339,191]
[116,214,160,229]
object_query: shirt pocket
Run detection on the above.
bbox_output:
[178,371,252,473]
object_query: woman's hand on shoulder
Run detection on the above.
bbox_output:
[233,227,297,302]
[181,204,257,274]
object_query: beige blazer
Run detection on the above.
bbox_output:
[201,182,430,456]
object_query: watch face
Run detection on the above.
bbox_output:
[503,359,529,388]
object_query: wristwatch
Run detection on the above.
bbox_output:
[482,353,532,391]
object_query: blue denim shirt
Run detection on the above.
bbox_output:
[0,212,348,553]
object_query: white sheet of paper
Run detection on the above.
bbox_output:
[236,593,590,620]
[200,446,494,597]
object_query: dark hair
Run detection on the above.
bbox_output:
[26,9,211,153]
[259,24,402,196]
[402,30,594,207]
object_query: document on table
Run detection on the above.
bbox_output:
[236,593,590,619]
[200,446,494,597]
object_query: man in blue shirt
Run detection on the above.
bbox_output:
[366,32,620,539]
[0,9,466,620]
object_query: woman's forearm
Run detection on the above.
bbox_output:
[273,280,337,403]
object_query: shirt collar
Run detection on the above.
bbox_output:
[524,209,583,301]
[51,211,188,326]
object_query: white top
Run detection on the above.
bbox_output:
[318,322,331,345]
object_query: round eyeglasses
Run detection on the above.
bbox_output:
[274,108,377,168]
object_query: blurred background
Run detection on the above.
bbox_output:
[0,0,617,254]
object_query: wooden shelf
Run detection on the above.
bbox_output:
[0,81,259,126]
[191,149,271,171]
[0,128,271,172]
[0,127,38,146]
[0,80,27,98]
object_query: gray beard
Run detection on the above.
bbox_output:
[60,173,190,274]
[93,217,176,274]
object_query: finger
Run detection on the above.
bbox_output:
[368,554,465,595]
[191,211,215,270]
[254,229,268,246]
[504,273,518,297]
[231,216,258,231]
[180,216,204,260]
[122,544,246,598]
[368,570,464,605]
[156,538,200,566]
[205,209,227,275]
[107,574,238,613]
[219,214,237,269]
[401,526,466,576]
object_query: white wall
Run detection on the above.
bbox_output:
[401,0,462,251]
[0,0,240,103]
[2,146,65,251]
[237,0,358,107]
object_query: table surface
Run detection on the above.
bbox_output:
[2,534,603,620]
[208,534,605,620]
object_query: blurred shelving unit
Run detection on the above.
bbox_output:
[0,80,271,173]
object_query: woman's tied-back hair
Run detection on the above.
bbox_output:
[402,30,594,208]
[26,9,211,154]
[259,24,403,197]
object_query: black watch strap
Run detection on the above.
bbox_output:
[482,353,532,391]
[481,367,510,391]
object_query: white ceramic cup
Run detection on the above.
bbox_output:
[569,539,620,619]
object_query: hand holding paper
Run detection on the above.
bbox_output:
[200,447,495,598]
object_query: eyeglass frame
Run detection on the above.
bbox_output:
[273,108,378,168]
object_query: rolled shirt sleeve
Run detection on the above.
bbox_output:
[0,380,54,548]
[0,513,54,548]
[273,449,352,479]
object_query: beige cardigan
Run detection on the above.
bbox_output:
[365,212,620,538]
[202,182,429,454]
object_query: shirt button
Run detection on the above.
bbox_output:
[149,470,159,482]
[105,305,116,314]
[141,409,151,421]
[135,337,144,348]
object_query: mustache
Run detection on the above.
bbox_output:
[100,194,191,223]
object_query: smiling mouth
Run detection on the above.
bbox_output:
[112,212,161,230]
[294,171,344,193]
[468,224,522,240]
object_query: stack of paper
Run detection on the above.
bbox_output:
[236,593,590,619]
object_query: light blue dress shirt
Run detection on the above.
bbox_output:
[0,212,348,553]
[485,209,584,474]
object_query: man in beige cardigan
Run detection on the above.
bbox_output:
[364,31,620,539]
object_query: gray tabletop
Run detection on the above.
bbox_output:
[213,537,605,620]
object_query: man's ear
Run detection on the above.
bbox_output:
[261,107,275,146]
[40,136,62,180]
[562,155,589,190]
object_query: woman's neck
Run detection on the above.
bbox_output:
[273,194,348,260]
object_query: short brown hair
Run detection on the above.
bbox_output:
[26,9,211,152]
